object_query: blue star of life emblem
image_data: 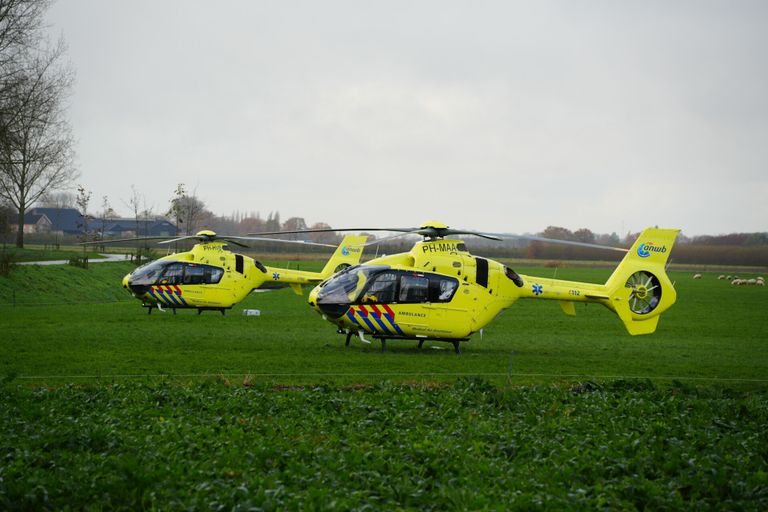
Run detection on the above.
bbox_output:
[272,272,280,280]
[532,284,543,296]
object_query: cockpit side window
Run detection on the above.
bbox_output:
[357,271,459,304]
[160,263,184,285]
[362,272,398,303]
[130,260,167,285]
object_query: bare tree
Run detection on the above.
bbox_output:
[167,183,206,235]
[282,217,307,240]
[74,183,90,240]
[97,194,111,243]
[38,189,74,208]
[123,185,143,237]
[0,1,77,248]
[0,0,49,76]
[0,197,12,244]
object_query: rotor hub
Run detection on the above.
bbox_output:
[632,285,648,300]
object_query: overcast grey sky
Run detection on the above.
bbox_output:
[47,1,767,236]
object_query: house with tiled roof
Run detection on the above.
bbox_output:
[17,208,178,238]
[25,207,83,235]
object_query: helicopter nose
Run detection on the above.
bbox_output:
[123,273,149,298]
[308,287,319,310]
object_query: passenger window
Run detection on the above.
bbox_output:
[437,279,458,301]
[206,267,224,284]
[176,264,224,285]
[399,274,429,302]
[184,265,206,284]
[427,276,459,302]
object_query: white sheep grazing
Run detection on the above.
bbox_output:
[718,275,726,280]
[732,279,743,285]
[748,279,758,285]
[693,274,702,279]
[757,280,765,286]
[727,275,733,280]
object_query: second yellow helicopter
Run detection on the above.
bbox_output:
[108,230,367,314]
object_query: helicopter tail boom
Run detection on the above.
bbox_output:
[517,227,679,335]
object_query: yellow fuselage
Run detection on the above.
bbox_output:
[310,228,679,341]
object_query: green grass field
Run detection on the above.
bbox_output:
[1,260,767,509]
[2,261,766,386]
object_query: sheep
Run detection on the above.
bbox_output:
[718,275,726,280]
[693,274,702,279]
[727,275,732,280]
[731,278,765,286]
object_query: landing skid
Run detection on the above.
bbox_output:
[337,330,467,354]
[143,305,228,316]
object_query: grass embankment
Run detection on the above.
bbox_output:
[0,261,135,305]
[2,246,106,262]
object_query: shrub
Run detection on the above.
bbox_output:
[0,247,16,277]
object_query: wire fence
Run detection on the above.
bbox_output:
[10,372,768,384]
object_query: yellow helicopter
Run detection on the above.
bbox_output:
[264,221,679,353]
[87,230,366,314]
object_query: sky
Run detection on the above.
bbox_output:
[45,1,768,237]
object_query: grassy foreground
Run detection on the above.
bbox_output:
[1,379,767,510]
[1,261,767,509]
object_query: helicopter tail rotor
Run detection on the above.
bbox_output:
[603,227,680,335]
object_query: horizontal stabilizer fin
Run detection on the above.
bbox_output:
[559,300,576,317]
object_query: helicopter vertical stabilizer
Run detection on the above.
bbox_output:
[320,235,368,277]
[603,227,680,335]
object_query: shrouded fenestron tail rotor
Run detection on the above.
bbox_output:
[625,271,662,314]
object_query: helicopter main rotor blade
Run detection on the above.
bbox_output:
[80,236,174,245]
[247,227,415,236]
[247,227,501,242]
[358,231,420,247]
[157,236,205,245]
[441,229,502,241]
[246,224,623,252]
[221,239,249,248]
[228,236,336,248]
[487,232,629,253]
